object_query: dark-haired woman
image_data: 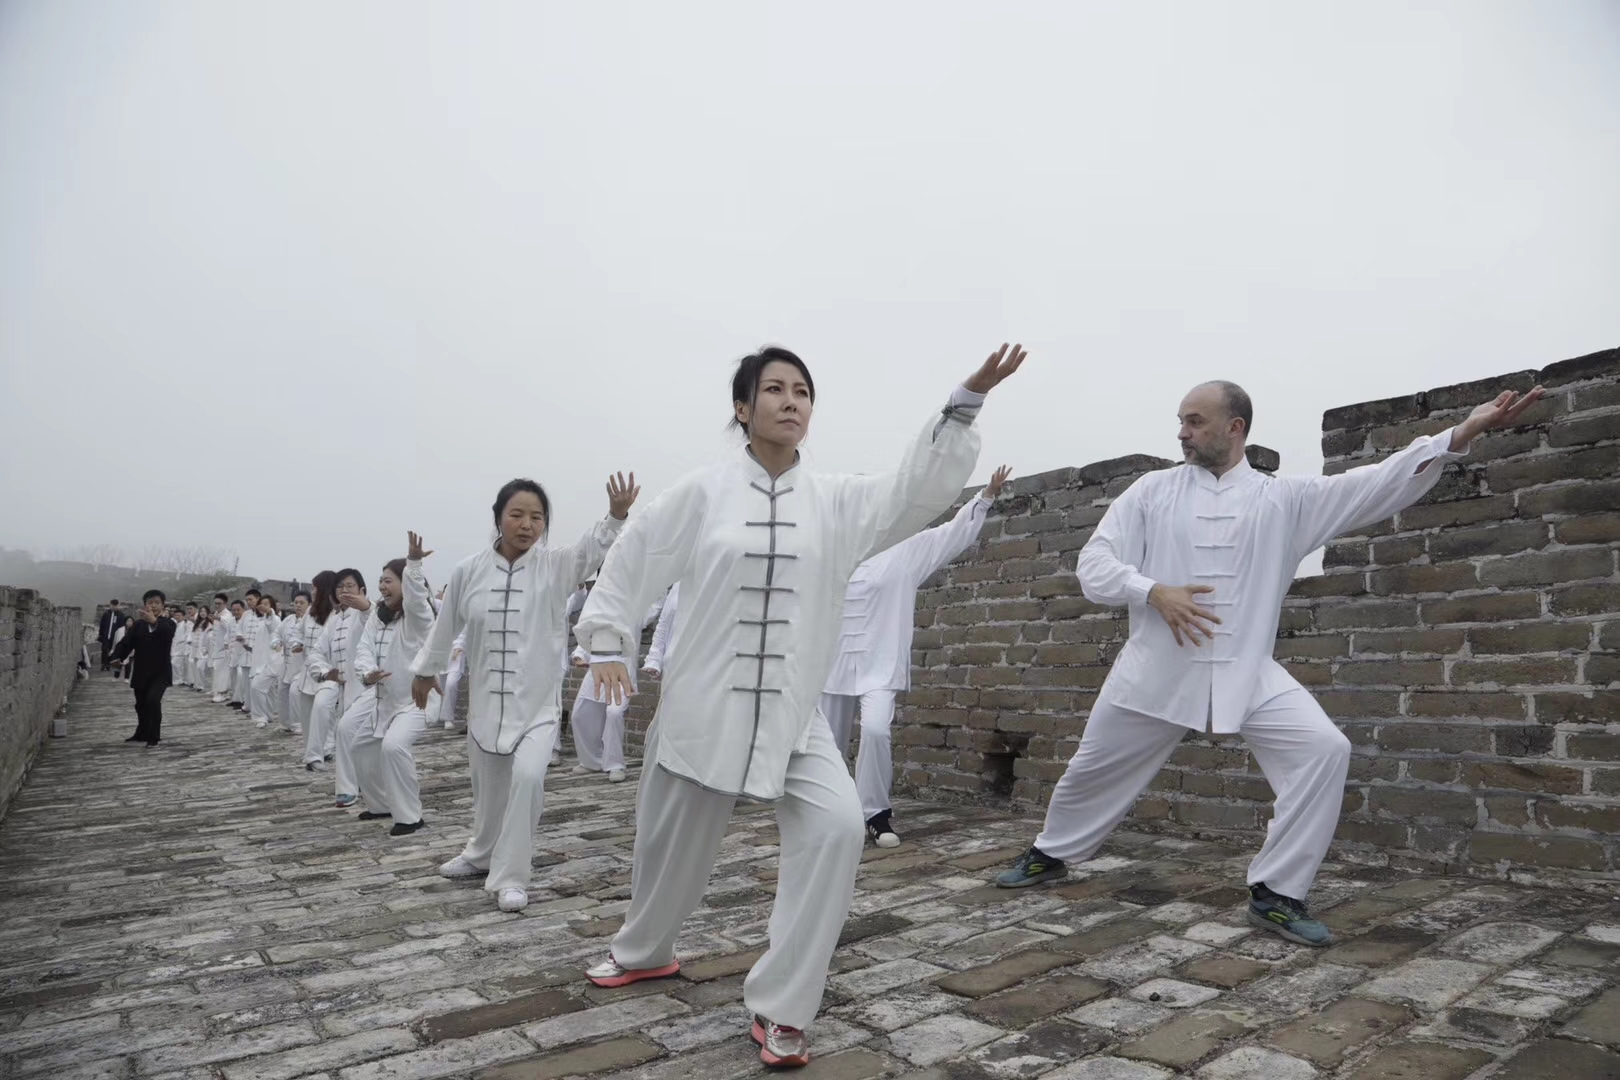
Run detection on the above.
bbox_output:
[410,473,639,912]
[575,344,1025,1068]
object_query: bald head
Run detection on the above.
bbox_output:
[1178,381,1253,474]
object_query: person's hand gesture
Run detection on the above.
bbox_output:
[1148,584,1222,647]
[363,670,390,687]
[983,464,1013,499]
[1452,386,1547,450]
[963,344,1028,395]
[607,472,640,520]
[411,675,435,709]
[407,531,433,561]
[591,660,633,706]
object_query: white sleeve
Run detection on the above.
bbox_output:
[574,481,705,660]
[1075,476,1158,607]
[898,496,992,586]
[1283,429,1469,556]
[411,561,466,678]
[643,583,679,670]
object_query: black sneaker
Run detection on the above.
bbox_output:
[995,846,1068,888]
[1247,883,1333,946]
[865,811,901,849]
[389,820,425,836]
[357,811,392,821]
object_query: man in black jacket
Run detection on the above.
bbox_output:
[97,600,123,672]
[110,589,177,747]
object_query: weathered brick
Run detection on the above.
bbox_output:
[1494,725,1555,756]
[1426,520,1549,561]
[1288,572,1368,598]
[1399,493,1513,530]
[1406,692,1526,720]
[1368,414,1455,450]
[1323,394,1427,432]
[1548,411,1620,447]
[1464,761,1584,795]
[1316,690,1402,720]
[1479,548,1613,588]
[1490,446,1620,492]
[1451,657,1579,687]
[1315,600,1421,631]
[1370,535,1426,565]
[1351,629,1465,655]
[1539,347,1620,387]
[1536,691,1620,724]
[1566,732,1620,760]
[1550,582,1620,617]
[1536,800,1620,833]
[1470,831,1607,870]
[1273,634,1350,660]
[1337,660,1443,686]
[1518,477,1620,518]
[417,990,584,1042]
[477,1037,664,1080]
[1421,592,1541,625]
[1556,513,1620,545]
[1367,563,1477,595]
[1467,622,1594,654]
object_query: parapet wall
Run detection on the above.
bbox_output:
[0,588,83,820]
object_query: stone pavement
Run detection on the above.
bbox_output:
[4,677,1620,1080]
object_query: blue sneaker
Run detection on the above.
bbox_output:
[333,793,358,808]
[995,846,1068,888]
[1248,884,1333,946]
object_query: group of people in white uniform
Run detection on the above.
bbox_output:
[168,341,1543,1070]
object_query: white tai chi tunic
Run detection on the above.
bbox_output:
[568,595,667,773]
[284,611,321,757]
[340,561,437,824]
[1034,428,1470,902]
[210,611,236,699]
[410,518,623,894]
[308,607,366,794]
[439,630,467,730]
[820,495,992,821]
[278,612,303,732]
[171,618,191,685]
[641,582,680,674]
[232,610,258,704]
[574,384,983,1030]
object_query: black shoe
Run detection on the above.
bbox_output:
[995,846,1069,888]
[389,820,425,836]
[145,741,160,748]
[125,736,144,743]
[357,811,392,821]
[865,811,901,849]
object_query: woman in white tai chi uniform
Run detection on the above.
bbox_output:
[820,464,1010,848]
[312,569,371,806]
[994,379,1545,949]
[439,626,466,730]
[339,537,439,836]
[209,594,235,703]
[410,473,639,913]
[248,596,285,729]
[291,572,339,771]
[577,343,1024,1069]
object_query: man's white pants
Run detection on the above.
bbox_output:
[819,690,897,822]
[278,681,297,732]
[291,690,320,762]
[233,665,251,705]
[249,671,281,725]
[344,703,427,824]
[1033,688,1351,901]
[460,723,558,893]
[211,658,232,700]
[323,685,358,795]
[609,716,864,1030]
[571,674,626,772]
[172,656,187,685]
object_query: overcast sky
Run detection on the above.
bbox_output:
[2,0,1616,591]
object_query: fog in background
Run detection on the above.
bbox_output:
[3,0,1617,591]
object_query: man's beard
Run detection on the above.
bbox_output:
[1184,438,1231,471]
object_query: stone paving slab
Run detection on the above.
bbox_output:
[3,676,1618,1078]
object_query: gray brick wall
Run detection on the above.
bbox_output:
[0,587,83,819]
[890,346,1620,880]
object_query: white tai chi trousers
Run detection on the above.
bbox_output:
[610,716,865,1031]
[172,655,187,685]
[570,674,626,772]
[460,723,559,893]
[321,685,358,795]
[819,690,898,823]
[233,664,251,705]
[279,681,296,732]
[212,658,233,700]
[1033,688,1351,902]
[290,690,319,762]
[440,657,464,729]
[249,671,282,725]
[340,698,427,823]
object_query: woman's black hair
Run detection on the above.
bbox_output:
[336,567,367,593]
[310,570,338,625]
[492,479,551,532]
[730,346,814,435]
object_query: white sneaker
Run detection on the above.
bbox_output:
[608,768,627,783]
[498,888,528,912]
[550,749,562,767]
[254,720,268,729]
[443,719,454,730]
[211,694,226,703]
[304,760,327,772]
[438,856,487,879]
[571,765,591,775]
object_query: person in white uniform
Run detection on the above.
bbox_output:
[248,595,285,729]
[294,572,340,772]
[192,612,212,692]
[568,592,667,782]
[438,592,466,730]
[578,343,1025,1069]
[410,473,639,913]
[181,605,200,686]
[994,379,1547,948]
[640,582,680,679]
[820,464,1011,848]
[170,606,191,686]
[553,584,588,766]
[277,592,309,736]
[339,538,439,836]
[231,591,260,709]
[209,594,235,703]
[311,569,372,806]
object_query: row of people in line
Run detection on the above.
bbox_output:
[120,339,1539,1071]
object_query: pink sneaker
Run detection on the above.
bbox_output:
[750,1016,810,1068]
[584,954,680,989]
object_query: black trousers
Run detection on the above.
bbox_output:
[133,681,167,743]
[100,641,113,671]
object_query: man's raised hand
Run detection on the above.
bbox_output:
[963,344,1028,395]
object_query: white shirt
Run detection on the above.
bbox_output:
[249,612,282,677]
[213,610,235,660]
[355,559,436,731]
[280,613,306,685]
[824,496,992,695]
[307,607,366,710]
[642,583,681,672]
[1079,429,1468,734]
[576,384,984,802]
[172,619,191,658]
[571,595,668,697]
[411,518,623,755]
[233,610,257,667]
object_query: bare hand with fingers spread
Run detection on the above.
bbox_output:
[590,661,633,707]
[1148,584,1222,646]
